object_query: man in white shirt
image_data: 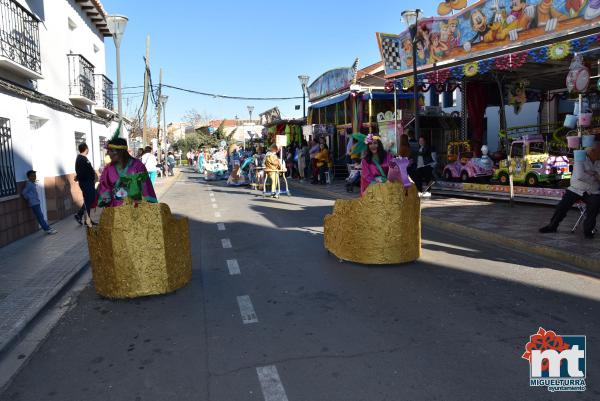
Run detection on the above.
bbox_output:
[141,146,158,186]
[540,141,600,238]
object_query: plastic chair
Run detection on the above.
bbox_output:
[571,201,587,233]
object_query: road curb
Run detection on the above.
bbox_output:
[0,260,89,358]
[292,182,600,274]
[0,171,182,359]
[156,170,182,199]
[421,215,600,273]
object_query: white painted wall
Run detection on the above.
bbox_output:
[2,91,117,182]
[485,102,540,152]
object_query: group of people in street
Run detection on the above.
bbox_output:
[276,138,332,185]
[21,138,165,235]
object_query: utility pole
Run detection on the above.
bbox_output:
[142,35,150,146]
[156,68,163,164]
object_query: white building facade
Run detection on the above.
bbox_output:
[0,0,118,246]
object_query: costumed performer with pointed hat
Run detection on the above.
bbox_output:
[97,125,158,207]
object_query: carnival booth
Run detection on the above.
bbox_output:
[306,60,417,176]
[377,0,600,203]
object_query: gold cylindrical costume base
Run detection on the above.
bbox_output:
[86,202,192,298]
[324,182,421,264]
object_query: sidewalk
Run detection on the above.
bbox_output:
[291,179,600,273]
[0,170,181,355]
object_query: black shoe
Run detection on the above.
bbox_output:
[584,232,595,239]
[74,214,82,225]
[539,225,557,233]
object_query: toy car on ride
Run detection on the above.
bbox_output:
[443,141,495,182]
[492,136,571,186]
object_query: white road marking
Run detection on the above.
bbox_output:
[237,295,258,324]
[226,259,241,275]
[217,223,226,231]
[210,198,216,203]
[212,203,218,208]
[221,238,232,249]
[256,365,288,401]
[214,212,221,218]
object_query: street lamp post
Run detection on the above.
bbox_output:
[105,15,129,119]
[402,9,421,141]
[298,75,310,119]
[160,95,168,159]
[246,105,254,151]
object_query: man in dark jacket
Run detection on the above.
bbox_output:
[74,143,97,225]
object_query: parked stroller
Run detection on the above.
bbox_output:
[345,166,361,192]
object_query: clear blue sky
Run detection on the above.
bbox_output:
[102,0,438,124]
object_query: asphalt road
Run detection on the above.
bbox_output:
[2,172,599,401]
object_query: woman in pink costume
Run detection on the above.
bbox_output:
[360,134,394,195]
[97,137,157,207]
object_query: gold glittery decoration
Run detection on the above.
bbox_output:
[86,202,192,298]
[324,182,421,264]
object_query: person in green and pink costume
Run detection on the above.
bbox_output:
[97,130,157,207]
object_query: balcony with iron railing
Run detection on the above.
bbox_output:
[68,54,95,105]
[94,73,114,114]
[0,0,42,79]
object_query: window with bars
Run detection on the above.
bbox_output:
[0,117,17,198]
[74,131,86,152]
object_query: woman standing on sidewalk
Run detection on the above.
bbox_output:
[298,140,309,181]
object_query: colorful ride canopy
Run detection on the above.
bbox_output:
[377,0,600,78]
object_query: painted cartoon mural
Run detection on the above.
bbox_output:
[378,0,600,77]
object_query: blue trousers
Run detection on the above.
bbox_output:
[31,204,51,231]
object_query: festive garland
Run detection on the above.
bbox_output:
[391,34,600,84]
[493,52,528,71]
[464,62,479,77]
[548,41,571,60]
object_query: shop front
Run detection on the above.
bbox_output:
[306,60,414,169]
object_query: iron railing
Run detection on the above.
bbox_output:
[0,0,41,74]
[68,54,95,101]
[94,74,113,110]
[0,117,17,198]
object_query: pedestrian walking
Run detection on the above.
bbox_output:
[74,143,97,225]
[309,138,321,183]
[21,170,57,235]
[413,136,437,196]
[298,140,308,181]
[167,152,176,176]
[141,146,158,186]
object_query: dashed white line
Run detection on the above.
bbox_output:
[217,223,226,231]
[226,259,241,275]
[256,365,288,401]
[237,295,258,324]
[214,212,221,218]
[221,238,232,249]
[210,198,216,203]
[212,203,218,208]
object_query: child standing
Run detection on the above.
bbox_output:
[22,170,57,235]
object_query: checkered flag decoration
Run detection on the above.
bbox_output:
[381,36,403,72]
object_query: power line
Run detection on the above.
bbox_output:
[161,84,303,101]
[116,83,304,101]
